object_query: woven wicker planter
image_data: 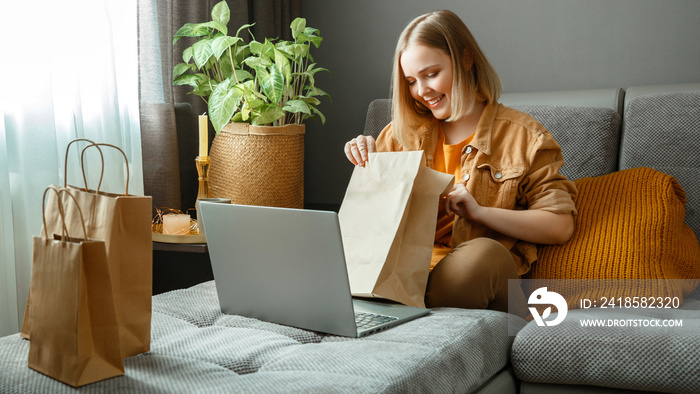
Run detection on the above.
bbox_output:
[209,122,305,208]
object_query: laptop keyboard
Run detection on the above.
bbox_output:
[354,311,399,330]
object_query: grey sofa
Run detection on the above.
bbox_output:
[504,83,700,394]
[361,82,700,394]
[0,83,698,393]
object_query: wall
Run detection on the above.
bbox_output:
[301,0,700,206]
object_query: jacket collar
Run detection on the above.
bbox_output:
[469,101,499,155]
[419,101,499,157]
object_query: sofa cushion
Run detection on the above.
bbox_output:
[509,105,621,181]
[525,167,700,308]
[620,89,700,241]
[0,281,523,393]
[363,98,392,139]
[511,298,700,392]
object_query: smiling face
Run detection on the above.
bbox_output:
[400,44,454,120]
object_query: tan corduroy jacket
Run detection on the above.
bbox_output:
[375,101,578,275]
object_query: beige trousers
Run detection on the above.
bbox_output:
[425,237,529,318]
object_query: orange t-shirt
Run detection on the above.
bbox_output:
[430,126,474,269]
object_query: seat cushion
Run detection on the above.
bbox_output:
[512,298,700,393]
[0,281,523,393]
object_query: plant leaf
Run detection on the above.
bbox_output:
[274,48,292,85]
[290,18,306,41]
[193,39,214,68]
[259,63,284,105]
[310,105,326,124]
[307,35,323,49]
[233,45,251,65]
[282,99,311,115]
[307,64,330,75]
[211,36,242,60]
[249,40,263,56]
[300,96,321,106]
[219,52,234,78]
[276,43,308,58]
[200,21,228,36]
[209,79,243,132]
[303,27,320,37]
[241,106,250,121]
[235,23,255,38]
[244,56,272,69]
[192,79,215,98]
[172,63,193,80]
[234,69,254,82]
[251,104,285,125]
[172,73,202,88]
[245,99,265,110]
[173,23,210,44]
[182,47,194,63]
[211,0,230,25]
[252,65,270,89]
[261,39,276,60]
[232,112,244,122]
[305,86,331,101]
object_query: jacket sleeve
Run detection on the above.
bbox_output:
[518,132,578,215]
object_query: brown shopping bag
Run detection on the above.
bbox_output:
[20,139,98,341]
[24,140,152,358]
[338,151,454,307]
[19,140,101,341]
[28,187,124,387]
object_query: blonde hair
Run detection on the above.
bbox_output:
[391,10,502,148]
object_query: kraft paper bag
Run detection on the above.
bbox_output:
[28,187,124,387]
[23,140,152,358]
[338,151,454,307]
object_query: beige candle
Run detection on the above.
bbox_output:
[163,214,191,235]
[199,114,208,157]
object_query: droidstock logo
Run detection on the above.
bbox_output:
[528,287,568,326]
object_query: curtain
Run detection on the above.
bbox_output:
[138,0,302,212]
[0,0,143,336]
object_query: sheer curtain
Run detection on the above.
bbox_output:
[0,0,143,336]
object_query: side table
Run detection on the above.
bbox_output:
[152,241,214,295]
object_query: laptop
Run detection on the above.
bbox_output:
[198,202,430,337]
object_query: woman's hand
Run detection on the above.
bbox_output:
[445,183,481,220]
[344,135,376,167]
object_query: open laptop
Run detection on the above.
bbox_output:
[198,202,430,337]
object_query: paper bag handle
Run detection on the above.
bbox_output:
[80,143,130,195]
[42,186,68,239]
[63,139,105,192]
[42,186,89,242]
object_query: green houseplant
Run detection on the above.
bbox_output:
[172,1,330,208]
[172,0,329,133]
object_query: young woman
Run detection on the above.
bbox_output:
[344,10,577,316]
